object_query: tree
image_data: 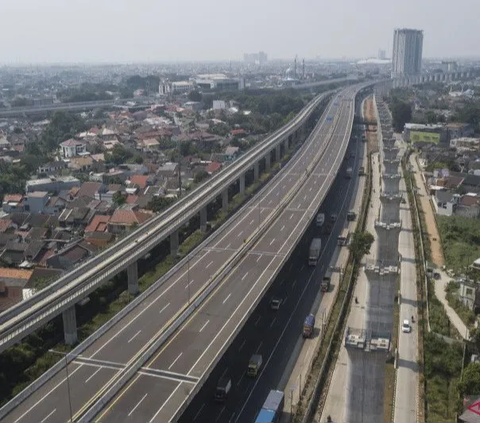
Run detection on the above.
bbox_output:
[107,144,133,165]
[112,191,126,207]
[194,170,209,184]
[146,196,175,213]
[391,101,412,132]
[188,90,202,102]
[348,231,375,262]
[41,111,86,152]
[458,363,480,398]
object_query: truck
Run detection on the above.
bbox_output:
[303,314,315,338]
[321,276,331,292]
[346,167,353,179]
[254,390,284,423]
[214,377,232,402]
[247,354,263,377]
[315,213,325,228]
[358,166,365,176]
[347,211,356,221]
[308,238,322,266]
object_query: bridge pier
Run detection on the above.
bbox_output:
[284,138,289,152]
[62,306,78,345]
[222,189,229,212]
[239,173,245,195]
[265,153,271,171]
[170,230,179,257]
[200,207,208,232]
[276,144,281,162]
[127,261,139,295]
[253,162,260,182]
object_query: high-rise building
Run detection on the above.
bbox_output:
[243,51,268,65]
[378,49,386,60]
[392,28,423,77]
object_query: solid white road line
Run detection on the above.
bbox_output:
[239,339,247,351]
[255,341,263,353]
[269,238,275,246]
[193,404,205,421]
[128,393,148,417]
[85,367,102,383]
[223,293,232,304]
[254,316,262,326]
[159,303,170,314]
[270,318,277,328]
[206,261,214,269]
[168,352,183,370]
[241,272,249,281]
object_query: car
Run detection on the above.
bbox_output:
[270,297,282,310]
[402,319,411,333]
[401,198,406,204]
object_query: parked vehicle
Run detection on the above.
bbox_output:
[347,211,356,221]
[402,319,411,333]
[303,314,315,338]
[346,167,353,179]
[321,276,331,292]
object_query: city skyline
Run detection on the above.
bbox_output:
[0,0,479,64]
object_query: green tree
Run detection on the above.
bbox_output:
[112,191,126,207]
[391,101,412,132]
[41,111,86,152]
[107,144,133,165]
[348,231,375,262]
[194,170,209,184]
[146,196,175,213]
[458,363,480,398]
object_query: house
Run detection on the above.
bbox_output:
[24,192,49,214]
[37,161,67,175]
[446,122,474,141]
[46,241,97,270]
[0,218,14,233]
[2,194,24,213]
[223,146,240,161]
[433,191,458,216]
[68,156,94,172]
[0,268,33,311]
[75,182,104,200]
[25,176,81,193]
[138,138,160,152]
[84,231,114,248]
[107,209,152,233]
[60,139,87,158]
[206,161,222,175]
[231,129,247,138]
[128,175,154,190]
[157,163,178,178]
[456,195,480,219]
[85,215,111,233]
[458,279,478,310]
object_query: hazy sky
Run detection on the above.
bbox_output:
[1,0,478,63]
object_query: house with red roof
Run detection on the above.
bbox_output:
[107,209,152,233]
[206,161,222,175]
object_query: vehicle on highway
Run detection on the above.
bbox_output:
[358,166,365,176]
[270,297,282,310]
[347,211,356,221]
[402,319,412,333]
[345,167,353,179]
[330,213,337,223]
[215,377,232,402]
[324,222,333,234]
[316,213,325,228]
[303,314,315,338]
[321,276,331,292]
[254,390,284,423]
[247,354,263,377]
[337,228,350,246]
[308,238,322,266]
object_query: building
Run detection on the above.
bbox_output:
[2,194,24,213]
[392,28,423,77]
[25,176,81,193]
[159,81,194,95]
[403,123,446,145]
[194,74,244,91]
[450,137,480,150]
[378,49,386,60]
[244,52,268,65]
[59,139,87,158]
[446,123,475,141]
[0,268,33,311]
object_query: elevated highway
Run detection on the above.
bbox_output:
[0,90,331,353]
[0,84,372,423]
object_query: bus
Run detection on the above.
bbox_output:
[337,228,350,246]
[254,390,284,423]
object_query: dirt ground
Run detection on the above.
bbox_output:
[411,154,445,267]
[363,97,379,154]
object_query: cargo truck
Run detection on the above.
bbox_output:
[303,314,315,338]
[346,167,353,179]
[254,390,284,423]
[247,354,263,377]
[321,276,331,292]
[308,238,322,266]
[215,377,231,402]
[316,213,325,228]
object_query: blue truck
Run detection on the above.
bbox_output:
[254,390,284,423]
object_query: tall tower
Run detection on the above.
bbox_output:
[392,28,424,77]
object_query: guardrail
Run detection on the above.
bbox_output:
[0,92,335,350]
[0,88,343,422]
[81,88,357,423]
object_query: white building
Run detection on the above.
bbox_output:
[450,137,480,150]
[59,139,87,158]
[159,81,194,95]
[194,74,244,91]
[392,28,423,77]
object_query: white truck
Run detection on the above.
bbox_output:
[308,238,322,266]
[316,213,325,228]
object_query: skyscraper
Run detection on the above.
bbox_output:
[392,28,423,77]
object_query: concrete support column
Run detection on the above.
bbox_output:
[265,153,271,171]
[374,221,402,264]
[200,206,208,232]
[222,188,229,212]
[62,306,78,345]
[253,162,260,182]
[275,144,281,162]
[383,159,400,175]
[382,174,401,194]
[127,261,139,295]
[380,193,402,223]
[170,229,179,257]
[239,173,245,195]
[284,138,289,152]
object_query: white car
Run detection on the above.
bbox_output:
[402,319,411,333]
[270,297,282,310]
